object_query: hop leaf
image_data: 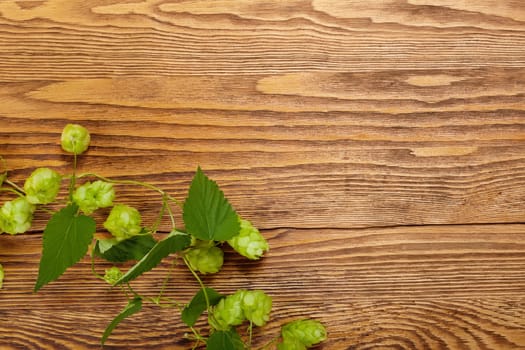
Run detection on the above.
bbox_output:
[206,329,245,350]
[185,240,224,274]
[280,319,327,348]
[241,290,272,327]
[102,297,142,345]
[73,180,115,215]
[228,217,268,260]
[35,204,96,291]
[61,124,90,155]
[183,167,240,241]
[24,167,62,205]
[103,204,142,241]
[209,290,246,331]
[182,288,224,327]
[0,197,35,235]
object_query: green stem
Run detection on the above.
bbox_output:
[150,197,167,234]
[156,258,176,302]
[90,251,105,281]
[248,321,254,348]
[4,179,25,196]
[183,256,210,310]
[77,173,184,208]
[0,187,25,197]
[165,201,177,229]
[68,153,77,201]
[187,327,206,350]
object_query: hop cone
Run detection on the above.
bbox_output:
[281,319,327,347]
[103,266,123,285]
[227,217,268,260]
[185,240,223,274]
[209,290,246,331]
[24,167,61,204]
[61,123,90,155]
[0,197,35,235]
[241,290,272,327]
[73,180,115,215]
[277,338,307,350]
[103,204,142,241]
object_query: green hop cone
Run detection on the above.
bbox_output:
[281,319,327,348]
[277,338,307,350]
[103,204,142,241]
[73,180,115,215]
[61,123,90,155]
[227,217,268,260]
[241,290,272,327]
[209,290,246,331]
[185,240,224,274]
[24,167,62,204]
[103,266,123,285]
[0,197,35,235]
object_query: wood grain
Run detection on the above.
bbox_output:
[1,0,525,349]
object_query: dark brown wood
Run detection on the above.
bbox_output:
[0,1,524,349]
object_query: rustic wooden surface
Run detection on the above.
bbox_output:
[1,1,525,349]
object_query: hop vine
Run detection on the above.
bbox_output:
[0,123,326,349]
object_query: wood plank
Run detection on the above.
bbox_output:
[1,1,524,349]
[1,109,525,229]
[0,225,524,349]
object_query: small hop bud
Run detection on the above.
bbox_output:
[185,240,224,274]
[73,180,115,215]
[103,266,123,285]
[209,290,246,331]
[241,290,272,327]
[61,124,90,155]
[227,217,269,260]
[280,319,327,348]
[103,204,142,241]
[0,197,35,235]
[24,167,62,204]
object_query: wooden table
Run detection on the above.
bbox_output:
[1,1,525,349]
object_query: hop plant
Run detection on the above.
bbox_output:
[227,217,269,260]
[73,180,115,215]
[280,319,327,348]
[209,290,246,331]
[185,240,224,274]
[103,204,142,241]
[0,197,35,235]
[61,123,90,155]
[0,123,328,348]
[103,266,123,285]
[241,290,272,327]
[24,167,62,205]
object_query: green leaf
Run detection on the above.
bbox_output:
[34,204,96,292]
[182,287,224,327]
[206,329,245,350]
[93,234,156,263]
[101,297,142,345]
[183,167,240,241]
[114,231,191,285]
